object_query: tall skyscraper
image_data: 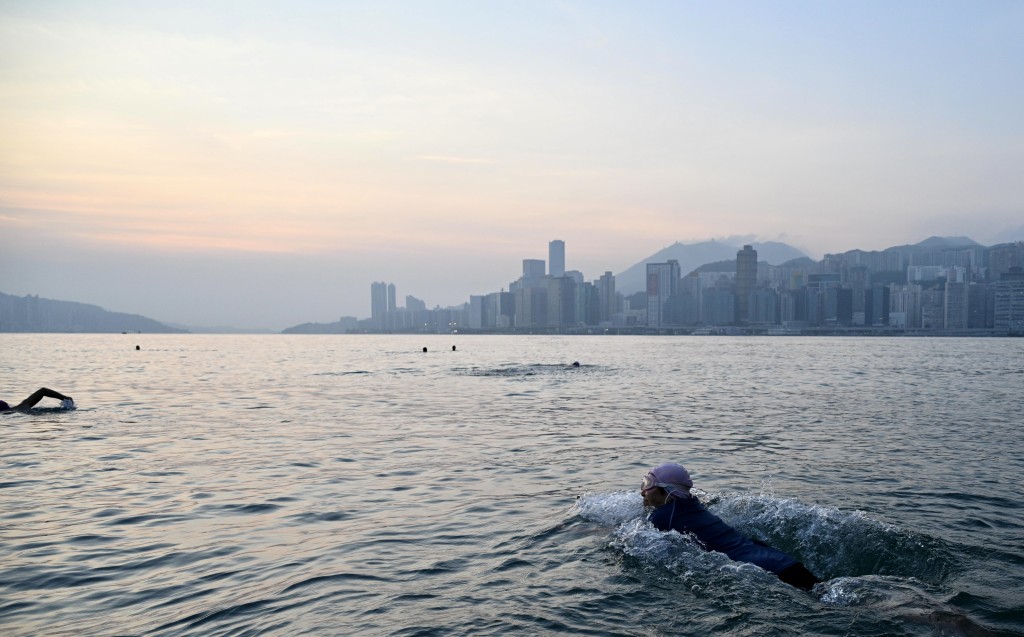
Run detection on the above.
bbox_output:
[646,260,680,327]
[521,259,546,289]
[943,280,969,329]
[370,281,388,326]
[549,240,565,278]
[387,283,396,313]
[735,245,757,324]
[994,267,1024,333]
[597,271,616,324]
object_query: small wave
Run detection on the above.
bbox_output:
[287,511,352,524]
[456,363,599,378]
[195,502,283,516]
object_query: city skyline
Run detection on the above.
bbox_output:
[2,2,1023,329]
[354,237,1022,336]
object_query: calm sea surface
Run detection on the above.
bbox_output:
[1,334,1022,636]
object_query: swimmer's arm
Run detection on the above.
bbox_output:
[14,388,71,410]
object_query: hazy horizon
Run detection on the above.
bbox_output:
[3,2,1022,329]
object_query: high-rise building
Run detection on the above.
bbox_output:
[549,240,565,278]
[735,245,758,323]
[387,283,396,313]
[514,286,548,328]
[547,276,576,327]
[994,267,1024,334]
[370,281,388,326]
[597,271,617,324]
[522,259,546,287]
[867,284,891,326]
[943,281,969,329]
[646,260,681,327]
[468,295,485,329]
[889,284,922,328]
[920,287,944,329]
[987,242,1024,281]
[749,288,780,325]
[406,295,427,313]
[702,286,735,326]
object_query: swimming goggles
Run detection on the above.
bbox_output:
[641,473,674,493]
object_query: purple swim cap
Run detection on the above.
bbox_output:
[647,463,694,499]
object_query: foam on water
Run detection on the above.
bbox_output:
[574,490,962,607]
[708,493,958,583]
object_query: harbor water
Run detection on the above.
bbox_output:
[1,334,1022,636]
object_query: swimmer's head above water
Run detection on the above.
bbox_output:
[641,462,694,507]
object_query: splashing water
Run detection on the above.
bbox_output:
[574,490,967,612]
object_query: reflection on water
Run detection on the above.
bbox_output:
[1,334,1022,636]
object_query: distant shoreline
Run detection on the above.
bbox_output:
[323,327,1020,337]
[3,328,1019,337]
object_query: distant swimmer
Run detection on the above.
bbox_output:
[1,388,76,413]
[641,463,820,590]
[422,347,428,353]
[571,361,580,367]
[452,345,457,351]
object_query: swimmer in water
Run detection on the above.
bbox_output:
[0,388,75,413]
[641,462,821,590]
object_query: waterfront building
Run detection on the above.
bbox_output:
[485,292,515,329]
[546,276,577,327]
[805,287,823,326]
[889,284,923,328]
[576,281,600,327]
[843,265,870,316]
[967,283,994,329]
[749,287,780,325]
[943,281,969,329]
[702,285,735,326]
[866,284,891,326]
[994,267,1024,334]
[597,271,617,324]
[371,281,389,327]
[735,245,757,323]
[779,289,802,324]
[468,295,485,329]
[679,272,703,325]
[920,287,945,329]
[514,286,548,328]
[549,240,565,278]
[646,260,681,327]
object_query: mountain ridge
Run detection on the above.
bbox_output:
[0,292,186,333]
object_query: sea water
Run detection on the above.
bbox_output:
[1,334,1022,636]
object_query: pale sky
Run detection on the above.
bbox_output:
[2,1,1022,330]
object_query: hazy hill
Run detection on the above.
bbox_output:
[615,240,809,294]
[0,292,186,333]
[691,255,817,274]
[912,236,983,249]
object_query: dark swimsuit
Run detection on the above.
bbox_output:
[649,496,820,590]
